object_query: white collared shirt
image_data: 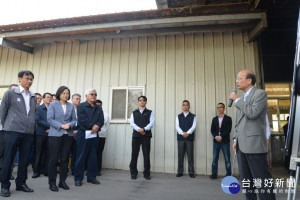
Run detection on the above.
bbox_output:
[175,112,197,135]
[130,108,155,131]
[19,85,31,115]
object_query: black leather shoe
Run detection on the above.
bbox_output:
[189,174,195,178]
[209,174,217,179]
[131,175,137,180]
[144,176,151,180]
[10,175,14,180]
[75,181,82,187]
[32,173,40,178]
[1,188,10,197]
[58,182,69,190]
[176,173,183,177]
[49,184,58,192]
[87,179,100,184]
[16,184,34,192]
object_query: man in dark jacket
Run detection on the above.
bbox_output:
[0,71,36,197]
[129,96,155,180]
[175,100,197,178]
[74,89,103,186]
[209,103,232,179]
[32,92,52,178]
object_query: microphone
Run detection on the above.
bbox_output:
[228,88,237,107]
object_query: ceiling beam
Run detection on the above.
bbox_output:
[0,37,34,53]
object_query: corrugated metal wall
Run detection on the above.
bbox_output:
[0,32,259,175]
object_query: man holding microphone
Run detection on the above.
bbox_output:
[229,69,275,200]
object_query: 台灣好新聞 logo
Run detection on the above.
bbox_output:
[221,176,240,194]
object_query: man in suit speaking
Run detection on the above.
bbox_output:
[230,70,275,200]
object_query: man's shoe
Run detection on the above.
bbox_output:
[49,184,58,192]
[32,173,40,178]
[176,173,183,177]
[16,184,34,192]
[10,175,14,180]
[44,173,48,176]
[75,181,82,187]
[1,188,10,197]
[131,175,137,180]
[144,176,151,180]
[209,174,217,179]
[87,179,100,185]
[97,172,102,176]
[189,174,195,178]
[58,182,69,190]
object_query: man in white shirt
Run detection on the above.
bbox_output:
[175,100,197,178]
[129,96,154,180]
[95,100,110,176]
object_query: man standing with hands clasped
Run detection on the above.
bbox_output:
[129,96,154,180]
[229,69,275,200]
[209,103,232,179]
[175,100,197,178]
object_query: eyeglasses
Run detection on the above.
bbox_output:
[139,99,146,102]
[23,77,33,82]
[236,77,247,81]
[89,93,97,96]
[217,107,224,109]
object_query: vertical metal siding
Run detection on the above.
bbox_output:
[0,31,259,175]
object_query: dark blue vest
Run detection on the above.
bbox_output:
[177,112,195,141]
[132,108,152,138]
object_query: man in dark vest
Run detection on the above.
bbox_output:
[175,100,197,178]
[209,103,232,179]
[129,96,155,180]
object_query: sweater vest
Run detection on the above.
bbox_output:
[132,108,152,138]
[177,112,195,141]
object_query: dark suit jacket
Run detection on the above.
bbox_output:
[35,103,50,136]
[211,114,232,144]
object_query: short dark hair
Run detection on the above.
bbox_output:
[18,70,34,79]
[42,92,52,98]
[246,72,256,85]
[72,94,81,98]
[138,96,147,101]
[218,102,225,108]
[9,84,18,89]
[95,99,102,104]
[55,86,71,101]
[35,93,42,97]
[51,94,55,97]
[182,100,190,105]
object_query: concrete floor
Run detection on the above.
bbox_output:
[3,166,300,200]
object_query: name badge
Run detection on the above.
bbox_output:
[17,98,21,102]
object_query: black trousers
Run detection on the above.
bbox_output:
[74,129,98,182]
[177,140,194,175]
[0,131,5,172]
[97,137,106,173]
[129,137,151,177]
[33,135,48,174]
[237,144,276,200]
[0,131,33,189]
[48,135,73,185]
[71,138,77,174]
